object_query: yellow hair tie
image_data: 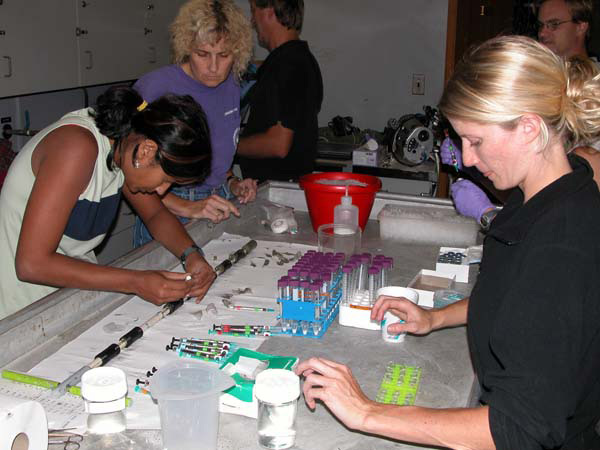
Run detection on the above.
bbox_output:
[137,100,148,112]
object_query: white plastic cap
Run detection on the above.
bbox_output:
[270,218,289,234]
[254,369,300,404]
[82,367,127,414]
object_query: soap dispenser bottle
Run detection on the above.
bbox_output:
[334,184,359,228]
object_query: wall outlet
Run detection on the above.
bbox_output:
[412,73,425,95]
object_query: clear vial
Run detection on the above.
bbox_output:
[300,320,309,335]
[309,282,321,320]
[312,322,322,336]
[289,280,300,302]
[342,265,352,305]
[368,266,379,304]
[300,281,310,302]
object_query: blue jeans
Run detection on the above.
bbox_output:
[133,184,231,248]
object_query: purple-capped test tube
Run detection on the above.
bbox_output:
[288,269,299,281]
[277,278,287,301]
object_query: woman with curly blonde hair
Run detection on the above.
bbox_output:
[133,0,257,247]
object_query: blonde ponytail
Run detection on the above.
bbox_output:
[563,58,600,150]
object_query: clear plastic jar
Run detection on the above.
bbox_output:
[257,399,298,449]
[254,369,300,450]
[81,367,127,434]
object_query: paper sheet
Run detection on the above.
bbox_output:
[25,234,314,430]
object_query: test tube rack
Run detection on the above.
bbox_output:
[276,271,342,339]
[375,362,422,406]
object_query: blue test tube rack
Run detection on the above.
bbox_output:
[277,271,342,339]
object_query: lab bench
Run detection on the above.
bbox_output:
[0,182,478,450]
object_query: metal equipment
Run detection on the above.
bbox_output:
[386,106,441,167]
[389,115,433,166]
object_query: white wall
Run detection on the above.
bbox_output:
[236,0,449,130]
[1,1,449,146]
[0,0,449,262]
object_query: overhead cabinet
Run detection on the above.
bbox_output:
[0,0,183,98]
[0,0,78,97]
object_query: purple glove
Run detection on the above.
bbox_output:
[440,137,463,170]
[450,179,493,221]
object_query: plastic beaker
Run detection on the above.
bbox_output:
[317,223,361,257]
[150,360,234,450]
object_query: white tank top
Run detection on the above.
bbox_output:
[0,108,124,320]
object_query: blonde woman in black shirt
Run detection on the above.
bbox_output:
[296,36,600,450]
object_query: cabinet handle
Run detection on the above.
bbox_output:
[148,46,156,64]
[85,50,93,70]
[76,27,88,37]
[3,56,12,78]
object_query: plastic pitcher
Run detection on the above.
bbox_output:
[151,360,234,450]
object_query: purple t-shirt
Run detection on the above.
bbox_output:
[133,65,240,189]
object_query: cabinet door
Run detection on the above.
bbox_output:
[76,0,147,86]
[0,0,78,98]
[139,0,185,74]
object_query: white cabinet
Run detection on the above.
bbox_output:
[0,0,183,98]
[140,1,182,75]
[0,0,78,97]
[76,0,147,86]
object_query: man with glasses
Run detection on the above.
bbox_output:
[537,0,593,59]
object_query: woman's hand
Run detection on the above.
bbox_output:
[230,177,257,204]
[371,295,435,336]
[183,250,216,302]
[295,357,377,431]
[187,195,240,223]
[134,270,195,305]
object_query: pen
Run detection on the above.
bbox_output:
[228,305,276,312]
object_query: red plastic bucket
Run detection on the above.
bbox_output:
[299,172,382,232]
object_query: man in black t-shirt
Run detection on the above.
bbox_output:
[237,0,323,182]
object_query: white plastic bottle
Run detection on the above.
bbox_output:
[334,184,359,228]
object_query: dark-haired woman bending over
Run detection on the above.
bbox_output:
[0,86,216,320]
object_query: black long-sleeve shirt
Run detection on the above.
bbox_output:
[468,155,600,449]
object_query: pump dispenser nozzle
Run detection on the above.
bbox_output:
[334,183,359,228]
[341,185,352,205]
